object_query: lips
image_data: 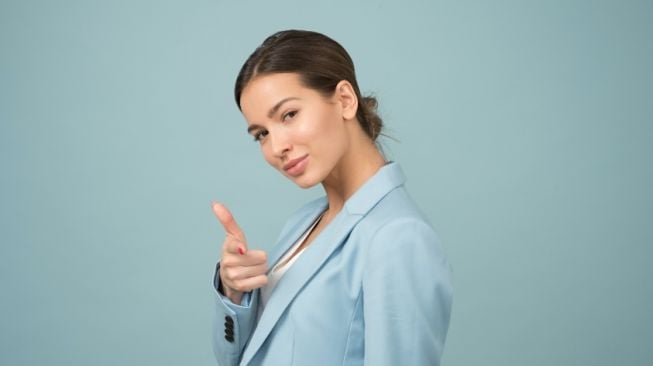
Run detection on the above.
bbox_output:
[283,155,308,176]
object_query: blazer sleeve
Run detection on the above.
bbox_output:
[362,217,453,366]
[211,261,259,366]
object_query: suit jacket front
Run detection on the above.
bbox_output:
[211,162,453,366]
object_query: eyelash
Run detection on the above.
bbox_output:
[253,130,268,142]
[282,110,298,121]
[252,110,298,142]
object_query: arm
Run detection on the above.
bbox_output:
[209,202,267,365]
[363,218,453,366]
[211,261,259,366]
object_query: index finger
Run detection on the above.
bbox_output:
[211,202,246,243]
[222,236,247,256]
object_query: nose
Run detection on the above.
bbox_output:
[270,131,292,159]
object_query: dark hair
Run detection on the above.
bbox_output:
[234,30,384,141]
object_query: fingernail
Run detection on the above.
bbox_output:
[238,247,245,256]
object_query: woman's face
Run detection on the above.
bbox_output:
[239,73,352,188]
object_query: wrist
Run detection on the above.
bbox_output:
[218,277,243,304]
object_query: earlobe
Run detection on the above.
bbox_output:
[336,80,358,120]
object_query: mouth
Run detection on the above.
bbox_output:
[283,154,309,177]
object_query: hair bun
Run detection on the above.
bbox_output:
[360,95,383,141]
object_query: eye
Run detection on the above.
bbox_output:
[282,110,298,121]
[253,129,268,142]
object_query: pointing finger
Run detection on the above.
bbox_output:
[211,201,246,245]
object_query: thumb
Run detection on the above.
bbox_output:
[211,201,247,246]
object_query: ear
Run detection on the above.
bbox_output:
[334,80,358,120]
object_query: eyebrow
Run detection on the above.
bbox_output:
[246,97,300,134]
[268,97,300,118]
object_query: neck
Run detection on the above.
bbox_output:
[320,134,386,219]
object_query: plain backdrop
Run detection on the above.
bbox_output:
[1,0,651,365]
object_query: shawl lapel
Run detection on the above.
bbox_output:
[265,198,328,279]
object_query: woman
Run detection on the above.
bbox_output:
[210,30,452,366]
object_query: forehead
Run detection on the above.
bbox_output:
[240,73,311,119]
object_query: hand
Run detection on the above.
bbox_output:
[211,202,269,304]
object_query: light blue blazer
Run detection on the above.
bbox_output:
[211,162,452,365]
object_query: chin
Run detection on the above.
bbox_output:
[287,172,322,189]
[294,180,319,189]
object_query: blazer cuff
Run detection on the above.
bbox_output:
[211,260,259,363]
[212,261,254,309]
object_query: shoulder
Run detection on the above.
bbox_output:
[351,186,447,263]
[354,186,437,238]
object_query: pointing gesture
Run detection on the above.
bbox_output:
[211,202,268,304]
[213,201,246,254]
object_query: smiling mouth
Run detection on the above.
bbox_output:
[283,155,308,176]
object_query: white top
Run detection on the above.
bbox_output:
[257,211,324,322]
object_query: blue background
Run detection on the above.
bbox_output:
[1,1,651,365]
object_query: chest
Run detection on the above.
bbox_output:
[285,233,366,338]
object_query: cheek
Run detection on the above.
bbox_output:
[297,108,341,141]
[260,145,276,165]
[317,113,347,149]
